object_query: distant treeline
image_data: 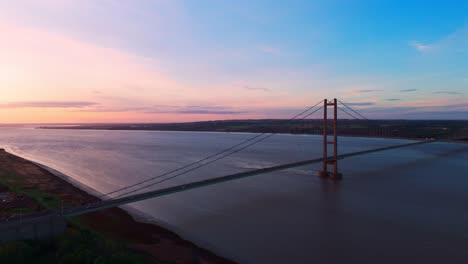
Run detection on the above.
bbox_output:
[40,119,468,140]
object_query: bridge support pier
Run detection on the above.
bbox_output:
[318,98,342,180]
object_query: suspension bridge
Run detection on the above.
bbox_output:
[0,98,465,243]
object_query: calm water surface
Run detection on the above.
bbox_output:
[0,126,467,263]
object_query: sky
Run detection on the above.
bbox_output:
[0,0,467,123]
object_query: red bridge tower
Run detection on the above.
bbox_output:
[318,98,343,180]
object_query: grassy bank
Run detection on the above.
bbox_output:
[0,149,235,264]
[0,228,144,263]
[0,155,145,263]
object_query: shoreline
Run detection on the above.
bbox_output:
[0,148,236,264]
[37,126,468,143]
[4,147,194,236]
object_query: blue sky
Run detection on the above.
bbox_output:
[0,0,467,122]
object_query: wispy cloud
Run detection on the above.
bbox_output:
[170,105,247,115]
[257,45,281,55]
[400,89,418,92]
[174,109,246,114]
[409,41,434,52]
[77,106,153,113]
[77,104,247,115]
[433,91,461,95]
[359,89,383,93]
[243,85,270,92]
[353,99,468,119]
[385,98,401,101]
[0,101,97,108]
[343,102,376,106]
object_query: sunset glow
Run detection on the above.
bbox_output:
[0,1,467,123]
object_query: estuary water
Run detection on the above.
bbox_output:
[0,125,467,263]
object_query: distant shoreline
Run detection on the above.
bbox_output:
[39,119,468,142]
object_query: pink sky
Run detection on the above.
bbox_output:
[0,21,329,123]
[0,1,467,123]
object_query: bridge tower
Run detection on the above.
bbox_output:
[318,98,342,180]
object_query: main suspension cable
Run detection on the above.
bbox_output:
[100,100,324,199]
[110,106,324,199]
[337,100,369,120]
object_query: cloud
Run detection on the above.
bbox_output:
[400,89,418,92]
[156,105,247,115]
[409,41,434,52]
[433,91,461,95]
[0,101,97,108]
[359,89,383,93]
[351,99,468,119]
[76,104,247,115]
[344,102,376,106]
[385,98,401,101]
[175,109,246,114]
[428,25,468,54]
[77,106,153,113]
[408,26,468,54]
[243,85,270,92]
[257,45,281,55]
